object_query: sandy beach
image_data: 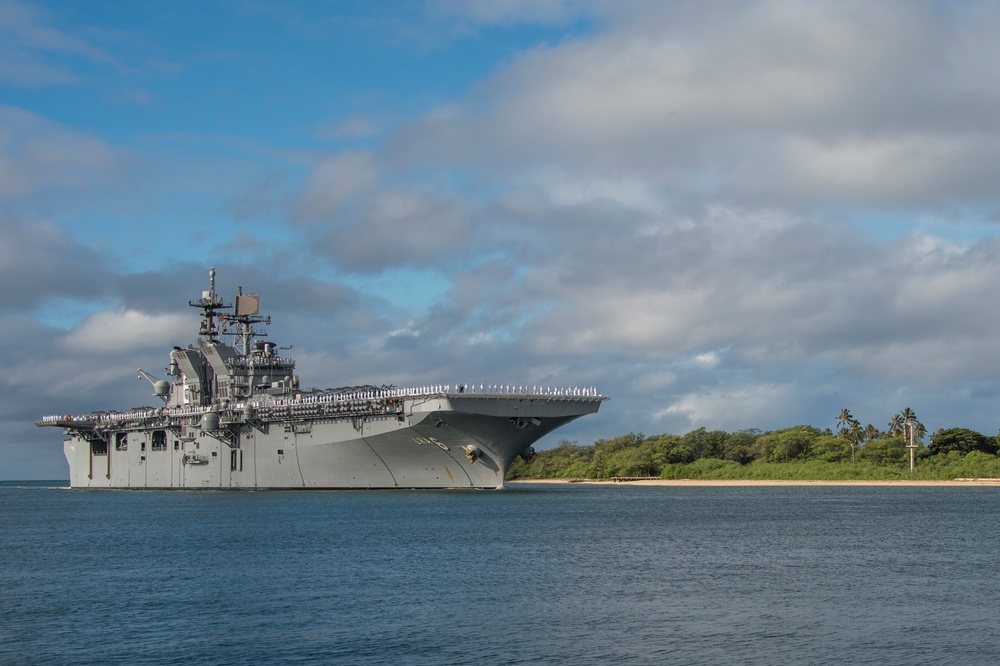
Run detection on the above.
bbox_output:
[508,478,1000,487]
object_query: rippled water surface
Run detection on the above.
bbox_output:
[2,481,998,664]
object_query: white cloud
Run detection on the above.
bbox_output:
[0,0,115,86]
[0,219,112,310]
[656,382,805,431]
[0,106,132,201]
[393,0,1000,213]
[296,151,379,220]
[693,352,721,368]
[59,310,191,354]
[763,134,1000,207]
[314,188,473,273]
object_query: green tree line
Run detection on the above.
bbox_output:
[507,407,1000,481]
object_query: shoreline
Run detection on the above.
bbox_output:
[508,478,1000,487]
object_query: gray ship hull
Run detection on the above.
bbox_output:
[55,391,602,490]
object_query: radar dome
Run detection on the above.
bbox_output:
[201,412,220,431]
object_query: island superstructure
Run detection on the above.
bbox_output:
[37,269,607,489]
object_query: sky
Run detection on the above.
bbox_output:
[5,0,1000,479]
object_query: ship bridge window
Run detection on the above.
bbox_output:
[152,430,167,451]
[115,433,128,451]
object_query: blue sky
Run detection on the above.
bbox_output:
[6,0,1000,479]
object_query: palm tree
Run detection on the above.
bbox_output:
[848,419,863,463]
[887,414,903,436]
[837,408,854,436]
[864,424,881,442]
[836,409,861,463]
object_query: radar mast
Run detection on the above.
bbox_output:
[189,267,230,343]
[229,285,271,356]
[188,268,271,355]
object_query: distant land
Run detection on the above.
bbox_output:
[505,420,1000,482]
[509,478,1000,486]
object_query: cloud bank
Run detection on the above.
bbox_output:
[6,0,1000,478]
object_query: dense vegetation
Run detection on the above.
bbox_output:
[507,408,1000,481]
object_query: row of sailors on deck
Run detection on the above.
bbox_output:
[462,385,600,396]
[41,384,603,422]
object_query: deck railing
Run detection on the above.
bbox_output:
[38,384,606,426]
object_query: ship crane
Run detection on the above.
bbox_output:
[138,368,170,403]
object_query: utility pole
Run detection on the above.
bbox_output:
[904,419,918,473]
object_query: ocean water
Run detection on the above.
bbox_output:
[1,482,998,665]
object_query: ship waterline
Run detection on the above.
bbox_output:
[37,269,606,489]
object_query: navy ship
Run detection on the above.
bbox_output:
[37,269,606,489]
